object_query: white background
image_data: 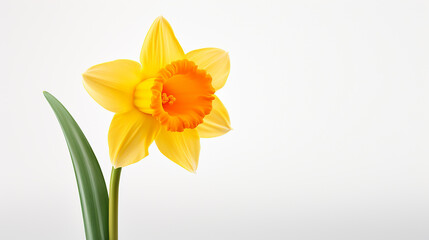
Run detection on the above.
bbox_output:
[1,0,429,239]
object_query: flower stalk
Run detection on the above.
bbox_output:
[109,167,122,240]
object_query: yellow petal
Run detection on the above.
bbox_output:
[196,95,231,138]
[186,48,230,90]
[83,60,142,113]
[155,128,200,173]
[140,16,185,76]
[109,110,161,168]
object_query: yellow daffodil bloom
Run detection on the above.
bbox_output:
[82,17,231,172]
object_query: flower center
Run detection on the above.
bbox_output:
[134,59,215,132]
[161,93,176,105]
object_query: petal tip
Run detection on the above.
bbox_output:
[141,16,184,75]
[182,160,198,173]
[188,166,197,174]
[224,127,232,134]
[111,160,119,168]
[153,16,169,26]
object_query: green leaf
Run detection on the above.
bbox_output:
[43,91,109,240]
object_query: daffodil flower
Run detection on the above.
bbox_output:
[82,17,231,173]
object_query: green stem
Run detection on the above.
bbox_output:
[109,167,122,240]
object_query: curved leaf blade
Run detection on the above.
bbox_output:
[43,91,109,240]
